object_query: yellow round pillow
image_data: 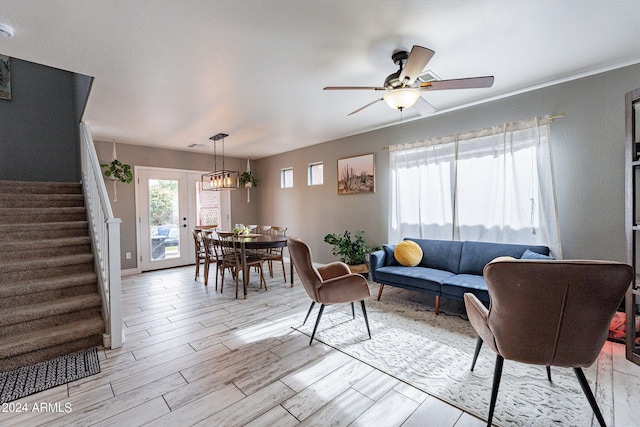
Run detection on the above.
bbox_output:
[394,241,423,267]
[490,256,516,263]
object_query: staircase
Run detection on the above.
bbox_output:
[0,180,104,372]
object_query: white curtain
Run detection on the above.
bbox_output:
[389,116,561,258]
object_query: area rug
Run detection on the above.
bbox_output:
[0,347,101,404]
[294,293,596,427]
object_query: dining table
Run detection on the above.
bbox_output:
[214,232,294,298]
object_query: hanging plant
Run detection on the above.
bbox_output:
[239,171,258,188]
[100,159,133,184]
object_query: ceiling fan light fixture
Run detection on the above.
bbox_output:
[384,88,420,111]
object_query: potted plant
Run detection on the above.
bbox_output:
[323,230,379,275]
[100,159,133,184]
[239,171,258,188]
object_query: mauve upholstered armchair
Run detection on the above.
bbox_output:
[287,237,371,345]
[464,259,632,427]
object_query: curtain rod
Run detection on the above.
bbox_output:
[381,113,566,150]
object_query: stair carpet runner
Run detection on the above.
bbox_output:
[0,180,104,372]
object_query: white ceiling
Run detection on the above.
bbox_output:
[2,1,640,159]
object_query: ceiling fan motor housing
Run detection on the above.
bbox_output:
[385,50,410,89]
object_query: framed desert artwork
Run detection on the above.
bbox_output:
[337,153,375,195]
[0,55,10,101]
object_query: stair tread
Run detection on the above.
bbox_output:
[0,180,82,195]
[0,236,92,250]
[0,317,104,357]
[0,294,102,326]
[0,272,97,298]
[0,193,84,200]
[0,253,94,270]
[0,206,86,213]
[0,221,88,229]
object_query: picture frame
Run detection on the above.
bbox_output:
[0,54,10,101]
[337,153,375,195]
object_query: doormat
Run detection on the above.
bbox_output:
[0,347,101,404]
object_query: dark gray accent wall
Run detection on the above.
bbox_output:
[0,57,90,182]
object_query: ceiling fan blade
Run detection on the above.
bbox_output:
[399,45,435,86]
[348,98,384,116]
[324,86,386,91]
[413,97,436,116]
[420,76,495,91]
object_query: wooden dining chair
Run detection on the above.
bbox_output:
[261,226,287,281]
[191,229,208,281]
[202,231,229,290]
[257,225,271,234]
[217,232,267,298]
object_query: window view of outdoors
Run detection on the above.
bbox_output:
[149,179,180,261]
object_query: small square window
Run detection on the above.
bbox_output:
[281,167,293,188]
[308,162,323,186]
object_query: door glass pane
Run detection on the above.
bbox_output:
[196,181,220,227]
[148,179,180,261]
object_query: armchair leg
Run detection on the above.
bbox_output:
[435,295,441,315]
[303,302,316,325]
[574,367,606,427]
[309,304,325,345]
[487,354,504,427]
[361,300,371,339]
[377,284,384,301]
[351,302,355,319]
[471,337,483,371]
[546,366,552,382]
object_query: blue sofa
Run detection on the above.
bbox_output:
[369,238,550,314]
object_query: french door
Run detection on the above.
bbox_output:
[136,167,230,271]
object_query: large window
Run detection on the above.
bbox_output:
[389,116,561,257]
[281,167,293,188]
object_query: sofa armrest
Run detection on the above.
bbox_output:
[370,250,386,282]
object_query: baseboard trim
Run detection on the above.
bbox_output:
[121,268,140,276]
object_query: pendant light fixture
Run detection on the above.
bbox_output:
[201,133,239,191]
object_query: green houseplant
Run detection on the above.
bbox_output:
[100,159,133,184]
[239,171,258,187]
[323,230,379,274]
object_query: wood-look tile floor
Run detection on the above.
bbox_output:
[2,263,639,427]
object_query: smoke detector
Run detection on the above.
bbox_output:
[0,24,14,39]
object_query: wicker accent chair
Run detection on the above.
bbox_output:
[464,259,632,427]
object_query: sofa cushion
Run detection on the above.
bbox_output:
[374,265,453,293]
[521,249,555,260]
[458,241,550,276]
[383,245,400,266]
[442,274,490,303]
[394,241,423,266]
[406,238,464,273]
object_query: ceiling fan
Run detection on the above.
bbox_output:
[324,45,494,116]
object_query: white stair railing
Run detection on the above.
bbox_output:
[79,122,124,348]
